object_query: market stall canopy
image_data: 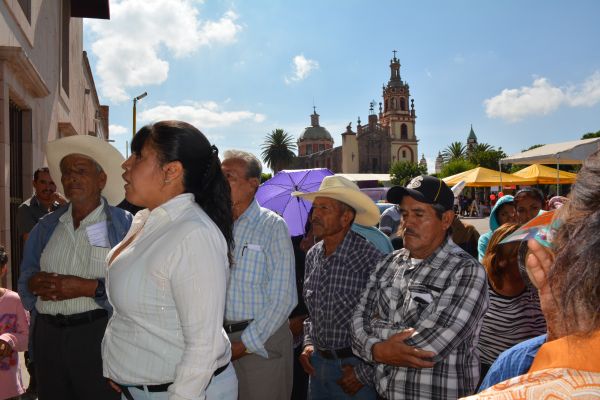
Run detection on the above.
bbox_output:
[501,138,600,165]
[442,167,536,187]
[512,164,578,184]
[335,173,391,182]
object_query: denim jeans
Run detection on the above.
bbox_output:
[309,351,376,400]
[122,363,237,400]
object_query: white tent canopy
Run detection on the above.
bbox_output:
[501,138,600,165]
[335,173,391,182]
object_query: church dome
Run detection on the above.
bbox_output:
[298,110,333,142]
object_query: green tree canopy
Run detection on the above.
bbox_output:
[582,130,600,139]
[260,129,297,173]
[439,158,476,178]
[389,161,427,186]
[441,141,466,163]
[467,143,507,170]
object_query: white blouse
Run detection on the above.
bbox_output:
[102,193,231,400]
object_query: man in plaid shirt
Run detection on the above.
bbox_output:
[293,176,385,399]
[351,176,489,399]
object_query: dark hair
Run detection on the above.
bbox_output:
[515,187,544,207]
[482,223,520,290]
[131,121,234,262]
[33,167,50,181]
[550,150,600,336]
[0,245,8,266]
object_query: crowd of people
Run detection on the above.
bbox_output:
[0,119,598,400]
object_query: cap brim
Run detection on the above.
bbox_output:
[46,135,126,206]
[386,186,430,205]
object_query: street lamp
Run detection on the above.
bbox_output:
[132,91,148,137]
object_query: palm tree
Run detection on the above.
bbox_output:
[441,141,466,163]
[261,129,297,173]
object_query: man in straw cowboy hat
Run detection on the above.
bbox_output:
[18,135,132,400]
[350,175,488,399]
[293,175,385,399]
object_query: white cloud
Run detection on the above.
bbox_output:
[109,124,128,136]
[137,101,266,129]
[484,72,600,122]
[87,0,241,102]
[285,54,319,84]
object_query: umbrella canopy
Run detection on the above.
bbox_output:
[501,138,600,165]
[443,167,536,187]
[512,164,578,184]
[255,168,333,236]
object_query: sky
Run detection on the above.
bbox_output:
[84,0,600,173]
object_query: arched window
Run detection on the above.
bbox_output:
[384,99,388,112]
[401,124,408,139]
[400,97,406,111]
[392,98,396,110]
[402,150,407,158]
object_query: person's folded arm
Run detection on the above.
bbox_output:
[404,263,488,363]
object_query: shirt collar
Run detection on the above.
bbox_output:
[136,193,196,225]
[316,229,361,260]
[236,198,261,223]
[404,236,453,269]
[59,198,106,226]
[530,330,600,373]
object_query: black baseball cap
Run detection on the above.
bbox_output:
[387,175,454,211]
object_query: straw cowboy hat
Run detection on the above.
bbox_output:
[46,135,126,205]
[292,175,380,226]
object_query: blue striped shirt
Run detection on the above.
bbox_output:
[225,199,297,358]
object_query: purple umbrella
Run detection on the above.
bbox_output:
[256,168,333,236]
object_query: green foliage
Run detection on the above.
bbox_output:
[582,130,600,139]
[522,144,545,152]
[439,158,476,178]
[467,143,507,170]
[441,141,466,163]
[261,129,297,173]
[389,161,427,186]
[260,173,272,183]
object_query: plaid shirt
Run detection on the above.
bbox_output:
[226,199,297,358]
[304,230,384,385]
[351,238,488,399]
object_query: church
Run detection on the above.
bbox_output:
[295,53,420,173]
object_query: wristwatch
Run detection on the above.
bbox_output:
[94,279,106,298]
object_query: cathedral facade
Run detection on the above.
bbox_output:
[295,53,418,173]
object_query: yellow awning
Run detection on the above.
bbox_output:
[442,167,537,187]
[512,164,578,184]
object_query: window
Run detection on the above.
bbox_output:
[319,144,325,151]
[313,143,318,153]
[306,144,312,155]
[372,158,378,171]
[402,150,407,158]
[400,98,406,111]
[401,124,408,139]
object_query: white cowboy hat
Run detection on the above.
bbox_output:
[292,175,380,226]
[46,135,126,205]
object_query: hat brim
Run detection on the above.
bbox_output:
[46,135,126,206]
[292,187,380,227]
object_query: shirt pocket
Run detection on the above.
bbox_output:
[402,284,438,325]
[234,246,267,286]
[89,246,110,278]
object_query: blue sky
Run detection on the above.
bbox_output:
[84,0,600,172]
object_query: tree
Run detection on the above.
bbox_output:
[467,143,507,170]
[439,159,476,178]
[523,144,545,152]
[261,129,297,173]
[582,130,600,139]
[389,161,427,186]
[441,141,466,163]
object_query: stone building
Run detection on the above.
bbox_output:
[296,53,418,173]
[0,0,110,288]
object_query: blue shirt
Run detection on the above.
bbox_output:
[478,333,547,392]
[225,199,297,358]
[352,224,394,254]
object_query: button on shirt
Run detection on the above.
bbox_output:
[304,230,384,384]
[351,238,489,399]
[102,194,231,400]
[225,199,297,358]
[37,200,108,316]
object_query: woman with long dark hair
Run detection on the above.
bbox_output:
[102,120,237,399]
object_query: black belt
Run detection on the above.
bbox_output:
[317,347,354,359]
[119,363,229,398]
[38,309,108,328]
[223,320,252,333]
